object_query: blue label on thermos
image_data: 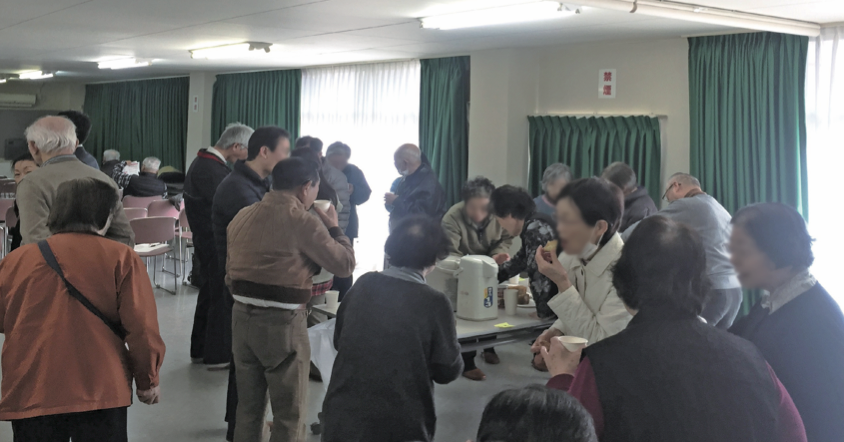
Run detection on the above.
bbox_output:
[483,287,494,308]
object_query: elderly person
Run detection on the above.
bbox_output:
[227,157,355,442]
[532,178,631,356]
[57,110,98,169]
[185,122,253,366]
[123,156,167,198]
[101,149,121,175]
[0,178,165,441]
[492,185,559,320]
[322,216,462,442]
[542,216,807,442]
[211,127,291,440]
[295,136,351,232]
[729,203,844,442]
[8,153,38,252]
[601,161,657,233]
[534,163,573,218]
[442,176,513,380]
[16,116,133,246]
[385,144,446,229]
[475,385,597,442]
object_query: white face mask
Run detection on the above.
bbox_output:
[399,168,409,176]
[578,226,605,260]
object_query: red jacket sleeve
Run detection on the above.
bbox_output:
[546,357,604,438]
[768,364,807,442]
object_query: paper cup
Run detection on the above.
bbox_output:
[504,289,519,316]
[314,200,331,212]
[556,336,588,352]
[509,276,520,285]
[325,290,340,309]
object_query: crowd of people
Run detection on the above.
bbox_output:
[0,111,842,442]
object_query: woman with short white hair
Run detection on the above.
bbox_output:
[534,163,573,218]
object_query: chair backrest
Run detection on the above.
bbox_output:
[124,207,148,221]
[123,195,164,209]
[6,205,17,227]
[0,199,15,223]
[131,216,177,245]
[148,200,180,218]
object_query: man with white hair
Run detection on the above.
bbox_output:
[384,143,446,230]
[186,122,253,366]
[122,156,167,198]
[16,115,134,246]
[101,149,122,176]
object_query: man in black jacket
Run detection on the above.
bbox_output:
[123,157,167,198]
[384,144,446,231]
[57,110,98,169]
[209,127,291,440]
[185,122,253,366]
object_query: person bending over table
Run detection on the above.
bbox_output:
[729,203,844,442]
[541,216,807,442]
[531,178,631,360]
[442,176,514,381]
[322,215,463,442]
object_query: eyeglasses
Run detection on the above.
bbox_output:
[662,182,675,201]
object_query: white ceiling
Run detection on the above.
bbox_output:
[0,0,841,82]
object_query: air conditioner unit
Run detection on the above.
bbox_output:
[0,93,37,108]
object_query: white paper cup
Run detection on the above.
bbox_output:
[556,336,588,352]
[314,200,331,212]
[509,276,520,285]
[504,289,519,316]
[325,290,340,309]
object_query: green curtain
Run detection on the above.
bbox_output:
[84,77,189,171]
[689,32,809,317]
[420,56,470,207]
[211,70,301,144]
[528,116,662,203]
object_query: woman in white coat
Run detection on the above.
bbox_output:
[532,177,632,357]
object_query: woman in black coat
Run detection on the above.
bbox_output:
[601,162,657,233]
[729,203,844,442]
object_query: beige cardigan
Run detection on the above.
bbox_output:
[549,233,632,343]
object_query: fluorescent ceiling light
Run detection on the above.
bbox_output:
[190,42,273,59]
[18,71,53,80]
[420,1,577,30]
[98,58,151,70]
[574,0,820,37]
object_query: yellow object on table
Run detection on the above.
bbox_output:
[494,322,514,329]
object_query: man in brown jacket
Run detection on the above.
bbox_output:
[226,157,355,442]
[16,116,134,246]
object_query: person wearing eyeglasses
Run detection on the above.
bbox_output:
[623,172,742,329]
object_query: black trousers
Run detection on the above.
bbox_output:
[12,407,127,442]
[225,355,237,441]
[190,232,217,360]
[204,265,233,365]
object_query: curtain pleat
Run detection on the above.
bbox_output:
[211,70,301,142]
[528,115,662,203]
[419,56,470,206]
[84,77,189,170]
[688,32,809,317]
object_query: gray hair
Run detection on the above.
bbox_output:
[24,116,78,155]
[215,123,254,150]
[541,163,573,193]
[142,156,161,171]
[395,143,422,163]
[669,172,701,188]
[103,149,120,162]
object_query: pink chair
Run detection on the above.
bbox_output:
[123,195,164,209]
[124,207,148,221]
[178,209,194,281]
[131,216,178,294]
[148,200,180,218]
[6,205,17,228]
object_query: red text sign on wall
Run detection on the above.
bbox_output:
[599,69,616,99]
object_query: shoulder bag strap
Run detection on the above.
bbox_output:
[37,240,128,340]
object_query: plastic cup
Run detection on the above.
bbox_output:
[504,289,519,316]
[314,200,331,212]
[325,290,340,309]
[509,276,520,285]
[556,336,588,352]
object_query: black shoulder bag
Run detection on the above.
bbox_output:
[38,240,128,340]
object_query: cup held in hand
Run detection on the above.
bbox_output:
[325,290,340,309]
[556,336,588,352]
[314,200,331,212]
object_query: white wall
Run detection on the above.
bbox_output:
[468,37,690,191]
[185,72,215,169]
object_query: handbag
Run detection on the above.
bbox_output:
[38,240,128,340]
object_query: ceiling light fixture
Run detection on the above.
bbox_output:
[98,58,152,70]
[574,0,820,37]
[18,71,54,80]
[190,42,273,59]
[420,1,578,30]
